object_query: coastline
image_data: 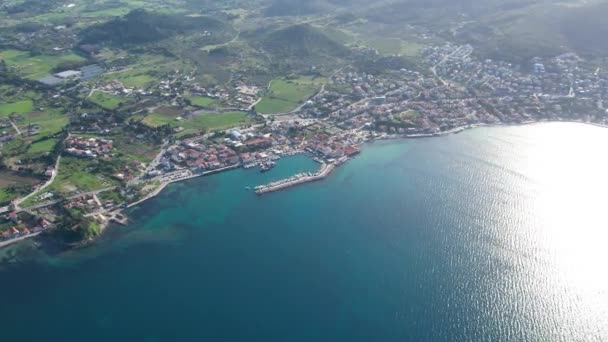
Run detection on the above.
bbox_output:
[2,119,606,250]
[121,119,607,209]
[377,119,608,141]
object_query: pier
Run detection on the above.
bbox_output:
[255,163,335,195]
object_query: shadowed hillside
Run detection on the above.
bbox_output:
[80,9,231,46]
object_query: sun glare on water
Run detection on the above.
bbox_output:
[517,123,608,336]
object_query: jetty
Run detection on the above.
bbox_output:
[255,163,335,195]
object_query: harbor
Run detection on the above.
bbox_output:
[254,162,336,195]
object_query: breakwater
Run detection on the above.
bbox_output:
[255,163,335,195]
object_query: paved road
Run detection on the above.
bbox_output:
[19,186,117,213]
[15,155,62,209]
[0,232,42,248]
[10,120,22,135]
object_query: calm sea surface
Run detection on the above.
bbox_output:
[1,122,607,341]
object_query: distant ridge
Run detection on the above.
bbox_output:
[80,9,230,46]
[260,24,349,58]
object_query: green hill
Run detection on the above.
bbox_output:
[457,1,608,62]
[263,0,333,16]
[260,24,349,59]
[80,9,231,46]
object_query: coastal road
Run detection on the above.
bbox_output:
[19,186,117,213]
[0,232,42,249]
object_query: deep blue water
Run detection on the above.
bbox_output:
[0,123,607,341]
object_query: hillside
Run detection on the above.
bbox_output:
[457,1,608,62]
[79,9,231,46]
[263,0,334,16]
[260,24,349,58]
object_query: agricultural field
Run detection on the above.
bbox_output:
[101,53,192,88]
[256,77,326,114]
[112,136,160,164]
[88,91,130,110]
[14,111,69,138]
[0,49,87,80]
[0,100,34,117]
[48,157,117,194]
[182,111,251,132]
[188,96,216,108]
[0,171,39,205]
[365,38,424,57]
[25,138,58,157]
[140,105,250,134]
[141,106,182,128]
[104,69,157,88]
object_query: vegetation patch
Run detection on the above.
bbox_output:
[26,138,58,156]
[0,49,87,80]
[0,100,34,117]
[112,135,160,163]
[48,157,117,194]
[256,77,325,114]
[80,9,232,47]
[259,24,349,59]
[0,171,39,206]
[142,106,182,128]
[184,111,251,132]
[88,91,129,110]
[187,96,216,108]
[367,38,424,57]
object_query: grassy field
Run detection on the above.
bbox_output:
[101,53,191,89]
[0,100,34,117]
[88,91,129,110]
[0,188,15,206]
[49,157,116,194]
[256,77,325,114]
[15,111,69,137]
[255,98,297,114]
[0,49,87,80]
[26,138,58,156]
[140,106,250,134]
[141,107,182,128]
[112,136,160,163]
[183,111,251,131]
[105,70,157,88]
[188,96,216,107]
[0,171,39,205]
[366,38,424,57]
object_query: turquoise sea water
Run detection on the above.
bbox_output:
[1,122,607,341]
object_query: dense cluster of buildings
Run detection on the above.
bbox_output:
[64,136,113,158]
[1,211,51,241]
[296,44,608,136]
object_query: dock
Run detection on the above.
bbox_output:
[255,163,335,195]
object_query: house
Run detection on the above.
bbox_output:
[54,70,82,80]
[229,130,243,140]
[240,153,255,164]
[245,137,272,150]
[6,212,18,224]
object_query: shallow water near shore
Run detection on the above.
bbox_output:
[1,122,607,341]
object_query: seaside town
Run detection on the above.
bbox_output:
[2,40,608,248]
